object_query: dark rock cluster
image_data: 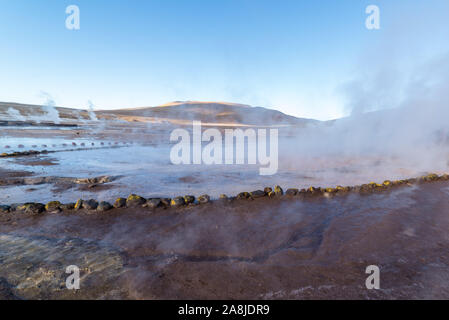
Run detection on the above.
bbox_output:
[1,173,449,215]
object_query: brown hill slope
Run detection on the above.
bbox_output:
[98,101,319,126]
[0,101,319,127]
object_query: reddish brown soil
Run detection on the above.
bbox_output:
[0,168,33,179]
[1,181,449,299]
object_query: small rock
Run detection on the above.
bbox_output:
[286,188,299,196]
[250,190,266,198]
[198,194,210,204]
[82,199,98,210]
[74,199,84,210]
[113,198,126,208]
[126,194,146,207]
[307,186,320,194]
[264,187,273,194]
[423,173,439,181]
[268,191,276,197]
[237,192,250,199]
[274,186,283,196]
[9,204,20,212]
[160,198,171,207]
[219,194,228,200]
[171,197,185,207]
[359,184,373,193]
[144,198,162,209]
[0,205,11,213]
[184,195,195,204]
[45,201,62,212]
[17,203,45,214]
[60,203,75,210]
[97,201,113,212]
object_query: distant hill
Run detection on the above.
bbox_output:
[0,101,320,127]
[97,101,319,126]
[0,102,92,123]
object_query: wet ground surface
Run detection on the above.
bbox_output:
[1,122,449,299]
[0,181,449,299]
[2,122,449,204]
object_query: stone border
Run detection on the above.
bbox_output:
[0,173,448,214]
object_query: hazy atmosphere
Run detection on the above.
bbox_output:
[1,0,448,120]
[1,0,449,303]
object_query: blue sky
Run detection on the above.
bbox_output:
[1,0,448,120]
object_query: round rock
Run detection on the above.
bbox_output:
[97,201,113,212]
[171,197,186,207]
[198,194,210,204]
[126,194,146,207]
[113,198,126,208]
[250,190,266,198]
[82,199,99,210]
[144,198,162,209]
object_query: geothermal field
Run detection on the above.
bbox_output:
[1,101,449,299]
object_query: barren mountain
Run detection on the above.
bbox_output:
[97,101,319,126]
[0,101,318,127]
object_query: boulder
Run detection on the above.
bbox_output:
[144,198,162,209]
[237,192,250,199]
[286,188,299,196]
[74,199,84,210]
[198,194,210,204]
[0,205,11,213]
[422,173,439,181]
[97,201,113,212]
[307,186,321,194]
[250,190,266,198]
[45,201,62,212]
[160,198,171,207]
[184,195,195,204]
[82,199,98,210]
[17,203,45,214]
[359,184,373,193]
[171,197,185,207]
[335,186,351,193]
[126,194,146,207]
[60,203,75,210]
[9,204,20,212]
[264,187,273,194]
[274,186,283,195]
[219,194,228,200]
[113,198,126,208]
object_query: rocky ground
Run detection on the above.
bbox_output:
[1,179,449,299]
[1,103,449,300]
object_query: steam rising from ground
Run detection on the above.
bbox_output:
[282,52,449,179]
[6,107,26,121]
[38,92,61,124]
